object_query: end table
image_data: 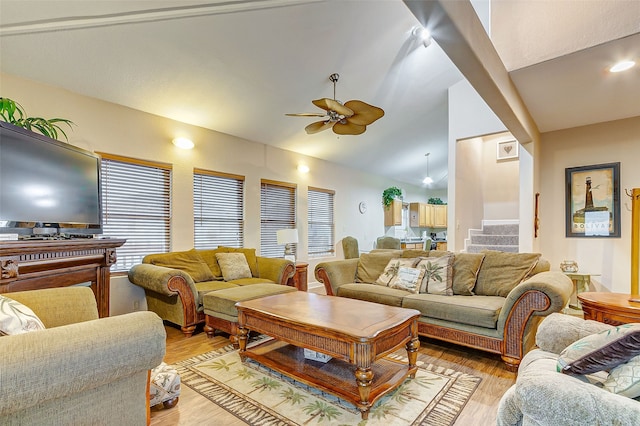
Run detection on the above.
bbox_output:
[287,262,308,291]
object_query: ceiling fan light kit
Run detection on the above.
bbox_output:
[287,73,384,136]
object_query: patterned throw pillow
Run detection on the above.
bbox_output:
[416,255,454,295]
[0,295,46,336]
[603,355,640,398]
[375,258,419,287]
[388,267,425,293]
[215,253,253,281]
[558,324,640,375]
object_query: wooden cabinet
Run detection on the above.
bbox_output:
[384,199,402,226]
[409,203,447,228]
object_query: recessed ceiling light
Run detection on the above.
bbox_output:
[172,137,194,149]
[609,60,636,73]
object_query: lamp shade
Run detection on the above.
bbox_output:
[277,229,299,245]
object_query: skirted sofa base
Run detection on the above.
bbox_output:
[315,249,573,371]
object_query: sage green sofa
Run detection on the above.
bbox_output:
[128,247,295,337]
[315,249,573,370]
[0,287,166,425]
[497,313,640,425]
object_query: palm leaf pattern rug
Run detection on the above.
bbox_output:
[175,342,481,426]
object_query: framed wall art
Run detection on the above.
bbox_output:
[565,162,620,238]
[497,140,519,160]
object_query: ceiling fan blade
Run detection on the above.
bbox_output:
[305,120,335,134]
[343,100,385,125]
[333,121,366,135]
[312,98,354,117]
[285,112,327,117]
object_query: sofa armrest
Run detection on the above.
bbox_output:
[314,259,359,296]
[535,312,612,354]
[0,311,166,417]
[256,257,295,285]
[4,287,99,328]
[129,263,198,298]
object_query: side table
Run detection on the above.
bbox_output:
[578,292,640,326]
[287,261,308,291]
[563,272,591,312]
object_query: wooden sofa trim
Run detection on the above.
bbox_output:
[280,263,297,286]
[315,267,335,296]
[166,274,204,337]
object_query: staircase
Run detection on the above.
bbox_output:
[465,221,519,253]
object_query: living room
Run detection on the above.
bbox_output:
[2,1,640,425]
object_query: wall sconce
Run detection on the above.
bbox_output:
[297,164,310,173]
[276,228,298,262]
[172,137,194,149]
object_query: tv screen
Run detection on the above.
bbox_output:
[0,122,102,236]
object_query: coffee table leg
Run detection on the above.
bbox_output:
[406,336,420,379]
[355,367,373,420]
[237,327,249,360]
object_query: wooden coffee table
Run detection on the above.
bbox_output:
[578,292,640,325]
[236,292,420,419]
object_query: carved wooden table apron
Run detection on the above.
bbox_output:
[578,292,640,325]
[236,292,420,420]
[0,238,125,317]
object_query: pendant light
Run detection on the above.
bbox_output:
[422,153,433,185]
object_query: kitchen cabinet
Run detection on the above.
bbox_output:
[384,199,402,226]
[409,203,447,228]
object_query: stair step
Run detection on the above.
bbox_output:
[482,224,519,235]
[466,244,520,253]
[470,234,519,245]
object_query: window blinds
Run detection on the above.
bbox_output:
[194,169,245,249]
[260,179,296,258]
[308,187,335,257]
[99,153,171,272]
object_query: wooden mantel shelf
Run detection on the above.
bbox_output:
[0,238,126,317]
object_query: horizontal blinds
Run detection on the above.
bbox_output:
[100,155,171,271]
[308,187,335,257]
[194,170,244,249]
[260,180,296,258]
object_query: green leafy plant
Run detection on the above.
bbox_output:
[382,186,403,207]
[0,97,74,141]
[428,197,445,205]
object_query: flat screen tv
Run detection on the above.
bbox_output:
[0,121,102,236]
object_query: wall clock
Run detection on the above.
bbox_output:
[358,201,367,214]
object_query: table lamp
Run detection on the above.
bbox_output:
[277,229,298,262]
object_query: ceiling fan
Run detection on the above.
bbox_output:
[286,73,384,135]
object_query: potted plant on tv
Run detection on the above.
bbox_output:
[0,97,74,141]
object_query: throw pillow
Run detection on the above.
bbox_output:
[474,251,541,297]
[375,258,420,287]
[197,248,224,279]
[356,251,400,283]
[388,267,425,293]
[150,249,215,283]
[603,355,640,398]
[215,252,253,281]
[430,251,485,295]
[0,295,46,336]
[217,247,258,277]
[416,255,454,295]
[558,324,640,375]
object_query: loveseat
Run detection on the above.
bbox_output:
[315,249,573,370]
[0,286,166,425]
[129,247,295,337]
[497,313,640,425]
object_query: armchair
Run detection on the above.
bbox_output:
[0,287,166,425]
[376,236,401,249]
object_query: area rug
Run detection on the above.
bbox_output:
[174,343,481,426]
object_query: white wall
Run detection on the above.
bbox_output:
[539,116,640,293]
[2,72,428,314]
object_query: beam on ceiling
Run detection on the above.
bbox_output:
[403,0,539,144]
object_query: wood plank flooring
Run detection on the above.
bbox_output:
[150,323,516,425]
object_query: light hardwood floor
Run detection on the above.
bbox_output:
[150,321,516,426]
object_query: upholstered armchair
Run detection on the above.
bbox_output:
[0,287,166,425]
[129,247,295,337]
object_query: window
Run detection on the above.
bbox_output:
[307,187,335,257]
[260,179,296,258]
[99,153,171,271]
[193,169,244,249]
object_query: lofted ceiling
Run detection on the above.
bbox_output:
[1,0,639,190]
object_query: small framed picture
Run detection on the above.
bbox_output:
[565,162,620,238]
[497,140,519,160]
